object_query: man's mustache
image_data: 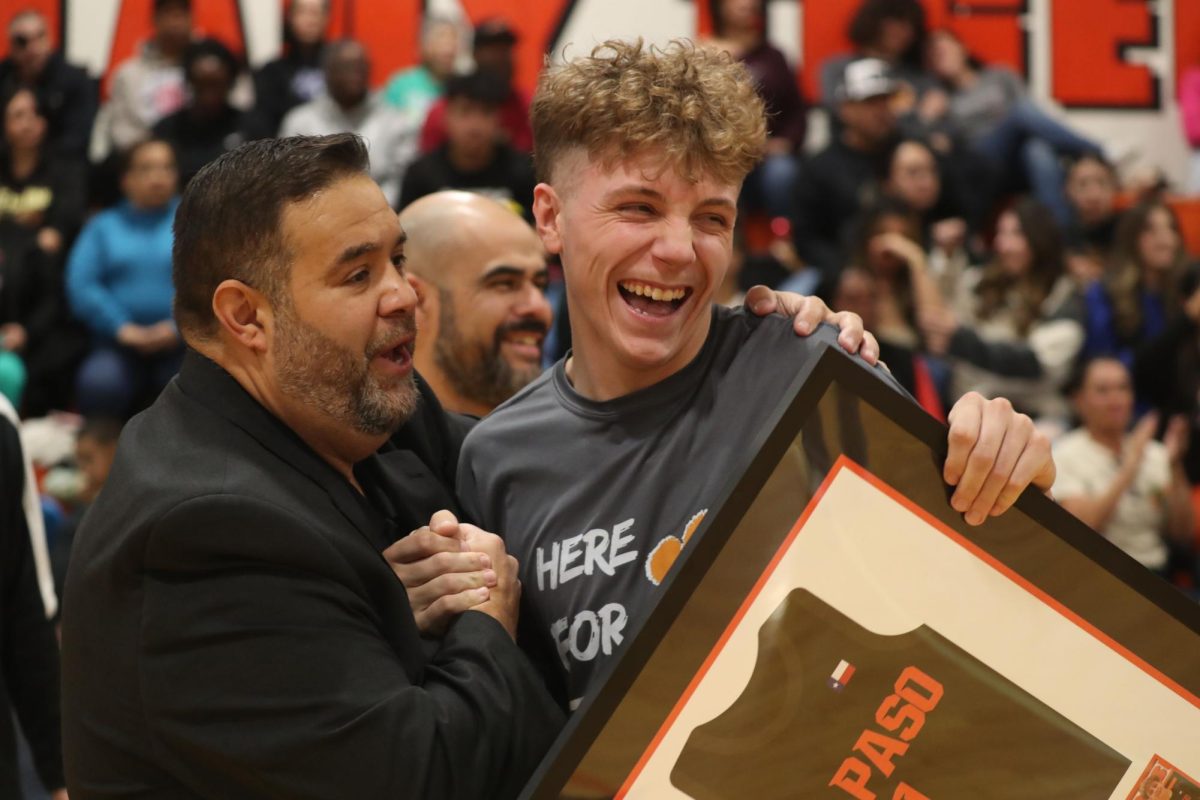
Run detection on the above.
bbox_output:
[496,318,549,340]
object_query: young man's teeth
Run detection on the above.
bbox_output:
[621,281,686,301]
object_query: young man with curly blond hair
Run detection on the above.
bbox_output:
[443,40,1056,709]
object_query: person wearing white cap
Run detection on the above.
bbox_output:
[792,57,900,294]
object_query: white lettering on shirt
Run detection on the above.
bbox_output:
[552,602,629,669]
[534,518,639,591]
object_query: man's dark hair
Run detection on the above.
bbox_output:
[172,134,370,340]
[78,417,124,447]
[183,37,240,83]
[118,137,175,178]
[153,0,191,15]
[444,70,508,107]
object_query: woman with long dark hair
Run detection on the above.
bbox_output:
[922,198,1085,424]
[1084,201,1194,369]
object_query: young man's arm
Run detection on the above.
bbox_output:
[745,288,1054,524]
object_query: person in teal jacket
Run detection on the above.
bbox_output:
[66,138,181,417]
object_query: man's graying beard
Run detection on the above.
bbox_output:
[433,288,546,409]
[274,298,420,435]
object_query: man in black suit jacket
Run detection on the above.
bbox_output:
[60,134,564,799]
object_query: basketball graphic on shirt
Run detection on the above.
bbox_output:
[646,510,708,586]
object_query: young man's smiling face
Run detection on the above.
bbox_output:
[534,148,739,398]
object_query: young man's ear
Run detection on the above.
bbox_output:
[532,183,564,255]
[212,280,270,352]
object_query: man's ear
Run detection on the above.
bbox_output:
[212,279,271,353]
[408,273,438,336]
[532,182,564,255]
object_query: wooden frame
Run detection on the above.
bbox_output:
[520,345,1200,800]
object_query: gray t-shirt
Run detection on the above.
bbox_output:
[457,306,905,707]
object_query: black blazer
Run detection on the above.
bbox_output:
[61,351,564,799]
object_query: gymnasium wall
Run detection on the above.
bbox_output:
[2,0,1195,182]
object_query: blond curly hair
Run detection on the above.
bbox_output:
[531,39,767,187]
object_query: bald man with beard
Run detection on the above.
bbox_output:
[401,191,552,416]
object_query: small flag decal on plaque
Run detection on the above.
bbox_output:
[828,659,855,691]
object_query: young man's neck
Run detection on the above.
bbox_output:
[565,316,712,402]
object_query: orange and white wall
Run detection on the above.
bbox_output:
[3,0,1197,181]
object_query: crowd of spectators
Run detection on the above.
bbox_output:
[0,0,1199,793]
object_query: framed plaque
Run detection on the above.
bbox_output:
[520,345,1200,800]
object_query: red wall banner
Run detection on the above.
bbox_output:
[0,0,1191,110]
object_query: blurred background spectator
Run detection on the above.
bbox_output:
[95,0,195,157]
[382,15,460,130]
[153,38,257,188]
[923,198,1084,427]
[835,198,951,416]
[794,57,899,294]
[0,10,95,161]
[1055,358,1194,577]
[252,0,329,138]
[0,88,87,417]
[919,28,1102,227]
[704,0,806,222]
[1083,200,1196,378]
[67,139,181,418]
[420,18,532,154]
[875,135,970,283]
[820,0,929,111]
[280,39,410,206]
[1064,153,1122,286]
[50,416,122,598]
[398,70,535,218]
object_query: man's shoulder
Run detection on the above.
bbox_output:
[715,304,842,361]
[462,367,559,455]
[79,387,344,563]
